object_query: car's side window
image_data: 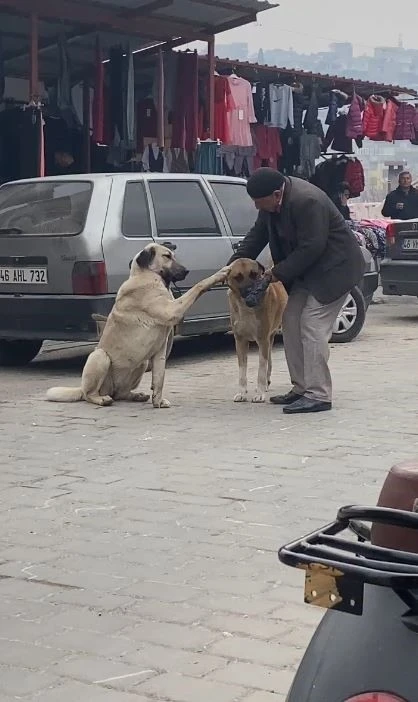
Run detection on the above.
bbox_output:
[149,181,220,236]
[122,181,152,238]
[210,182,256,237]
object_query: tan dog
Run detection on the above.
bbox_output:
[227,258,288,403]
[46,244,229,408]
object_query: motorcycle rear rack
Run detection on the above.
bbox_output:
[279,505,418,616]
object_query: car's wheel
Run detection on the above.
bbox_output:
[145,329,174,372]
[0,339,43,366]
[330,286,366,344]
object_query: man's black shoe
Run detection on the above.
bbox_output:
[270,391,302,405]
[283,397,332,414]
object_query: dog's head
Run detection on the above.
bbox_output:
[131,244,189,286]
[226,258,265,300]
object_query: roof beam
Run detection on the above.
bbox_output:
[0,0,211,41]
[119,0,174,18]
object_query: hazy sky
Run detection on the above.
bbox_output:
[216,0,418,54]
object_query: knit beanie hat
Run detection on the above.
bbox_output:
[246,167,286,199]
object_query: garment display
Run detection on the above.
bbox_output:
[251,125,282,170]
[93,36,104,144]
[303,86,319,134]
[323,114,355,153]
[269,84,294,129]
[299,131,321,179]
[171,50,199,152]
[252,82,271,125]
[381,97,399,142]
[165,147,189,173]
[226,74,257,146]
[220,144,255,176]
[214,75,235,142]
[195,140,223,175]
[394,102,417,141]
[142,143,167,172]
[346,92,364,139]
[362,95,385,140]
[351,219,387,258]
[136,97,157,151]
[311,155,365,199]
[292,87,306,136]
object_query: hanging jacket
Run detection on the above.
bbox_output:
[346,93,364,139]
[325,90,347,125]
[303,86,319,134]
[362,95,385,140]
[292,89,306,137]
[344,158,365,198]
[394,103,417,141]
[381,97,399,142]
[323,115,353,153]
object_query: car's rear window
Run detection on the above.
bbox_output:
[0,181,93,236]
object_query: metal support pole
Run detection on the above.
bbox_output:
[208,35,215,140]
[83,78,91,172]
[157,48,165,148]
[29,13,39,101]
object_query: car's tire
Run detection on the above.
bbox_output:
[0,339,43,366]
[145,329,174,373]
[330,286,366,344]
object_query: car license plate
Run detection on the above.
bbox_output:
[402,238,418,251]
[0,267,48,284]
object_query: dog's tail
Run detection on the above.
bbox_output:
[46,387,84,403]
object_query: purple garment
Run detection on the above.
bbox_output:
[171,51,198,152]
[346,94,364,139]
[394,103,416,141]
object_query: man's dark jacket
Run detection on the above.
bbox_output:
[229,176,365,304]
[381,186,418,220]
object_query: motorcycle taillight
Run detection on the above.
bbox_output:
[345,694,408,701]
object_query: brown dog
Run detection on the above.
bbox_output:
[227,258,288,403]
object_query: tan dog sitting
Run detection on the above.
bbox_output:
[46,244,229,408]
[227,259,288,403]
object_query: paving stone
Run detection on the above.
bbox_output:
[138,672,246,702]
[0,298,415,700]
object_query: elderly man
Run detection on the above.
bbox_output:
[382,171,418,220]
[228,167,365,414]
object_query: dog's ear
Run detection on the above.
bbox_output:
[136,246,156,269]
[257,261,265,275]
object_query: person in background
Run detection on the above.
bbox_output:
[332,182,352,221]
[382,171,418,220]
[228,167,365,415]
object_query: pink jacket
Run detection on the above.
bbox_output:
[346,94,364,139]
[381,98,399,142]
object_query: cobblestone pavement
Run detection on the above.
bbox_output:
[1,295,418,701]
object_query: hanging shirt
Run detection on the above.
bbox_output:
[269,84,294,129]
[226,75,257,147]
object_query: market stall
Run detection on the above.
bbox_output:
[0,0,275,181]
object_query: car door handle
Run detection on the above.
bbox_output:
[162,241,177,251]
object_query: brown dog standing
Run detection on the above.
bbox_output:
[227,258,288,403]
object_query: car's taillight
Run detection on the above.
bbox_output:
[72,261,108,295]
[386,222,396,247]
[345,694,408,701]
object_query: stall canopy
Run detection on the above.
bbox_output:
[0,0,276,81]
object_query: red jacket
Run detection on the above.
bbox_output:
[363,95,385,140]
[394,103,416,140]
[345,158,365,198]
[381,98,399,142]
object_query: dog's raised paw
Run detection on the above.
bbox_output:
[234,392,248,403]
[153,398,171,408]
[131,392,150,403]
[252,393,266,404]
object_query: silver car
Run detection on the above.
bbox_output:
[0,173,377,365]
